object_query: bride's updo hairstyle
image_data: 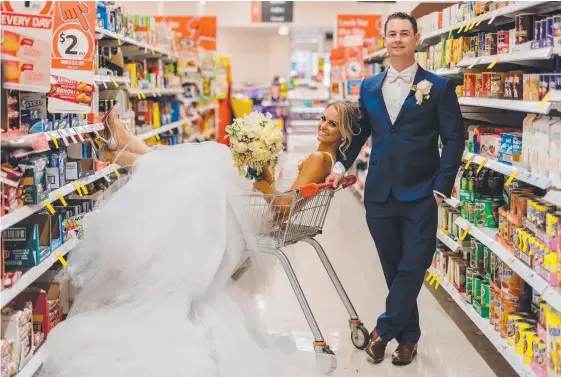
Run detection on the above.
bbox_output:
[326,100,361,159]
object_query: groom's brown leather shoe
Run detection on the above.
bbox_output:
[365,329,388,364]
[392,341,418,365]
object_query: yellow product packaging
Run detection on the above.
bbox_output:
[523,330,537,364]
[445,39,453,67]
[546,305,561,376]
[516,325,536,355]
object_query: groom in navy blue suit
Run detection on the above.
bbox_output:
[327,13,464,365]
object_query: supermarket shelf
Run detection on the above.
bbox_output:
[290,107,325,114]
[446,197,461,208]
[419,1,551,47]
[1,165,118,232]
[364,48,388,62]
[457,47,554,68]
[197,103,219,113]
[544,190,561,207]
[95,27,175,59]
[427,267,536,377]
[431,67,464,77]
[94,75,131,87]
[455,216,561,314]
[1,237,78,308]
[14,349,44,377]
[128,87,184,97]
[463,152,550,189]
[182,78,201,85]
[137,119,191,140]
[437,229,461,252]
[458,97,553,115]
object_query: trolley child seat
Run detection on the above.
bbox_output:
[236,175,370,359]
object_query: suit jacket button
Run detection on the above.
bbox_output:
[390,127,395,133]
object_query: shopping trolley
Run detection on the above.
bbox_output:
[238,175,370,357]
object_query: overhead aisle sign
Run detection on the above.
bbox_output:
[48,0,96,114]
[251,1,293,23]
[1,1,54,92]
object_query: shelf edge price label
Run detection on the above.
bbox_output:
[459,226,471,242]
[55,252,68,268]
[487,56,501,69]
[505,171,518,185]
[476,158,487,174]
[464,155,475,170]
[426,271,434,282]
[56,193,68,206]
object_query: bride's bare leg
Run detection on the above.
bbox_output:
[101,148,141,171]
[104,107,153,155]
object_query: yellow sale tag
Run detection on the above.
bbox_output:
[435,277,443,289]
[141,93,147,99]
[112,167,121,177]
[487,56,500,69]
[137,93,142,99]
[464,155,475,170]
[43,200,55,214]
[55,252,68,268]
[72,182,83,196]
[458,24,464,33]
[151,49,155,55]
[448,29,453,38]
[538,91,552,108]
[505,171,518,185]
[56,193,68,206]
[430,274,438,286]
[459,227,471,241]
[117,37,122,46]
[462,151,467,160]
[426,272,433,282]
[155,134,161,140]
[81,184,89,195]
[111,77,118,87]
[476,158,487,174]
[52,136,59,149]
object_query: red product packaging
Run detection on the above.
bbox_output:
[497,31,510,54]
[14,283,62,338]
[464,73,477,97]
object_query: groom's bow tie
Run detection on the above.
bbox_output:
[387,70,412,83]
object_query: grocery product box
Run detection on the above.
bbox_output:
[20,156,49,205]
[1,304,34,374]
[2,214,52,268]
[499,132,523,165]
[14,283,62,338]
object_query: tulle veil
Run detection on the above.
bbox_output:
[38,141,334,377]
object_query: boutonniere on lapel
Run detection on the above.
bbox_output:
[410,80,433,105]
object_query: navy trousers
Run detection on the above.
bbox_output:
[365,193,438,343]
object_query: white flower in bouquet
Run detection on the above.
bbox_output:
[225,111,284,179]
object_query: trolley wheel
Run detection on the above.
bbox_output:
[351,324,370,349]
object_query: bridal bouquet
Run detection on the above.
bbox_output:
[225,111,284,180]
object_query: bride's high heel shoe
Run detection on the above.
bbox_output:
[100,106,120,151]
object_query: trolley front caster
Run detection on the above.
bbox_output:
[349,320,370,350]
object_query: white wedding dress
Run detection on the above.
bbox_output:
[39,142,332,377]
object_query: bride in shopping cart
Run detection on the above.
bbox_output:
[40,101,364,377]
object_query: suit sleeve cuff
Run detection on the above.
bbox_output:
[433,190,447,199]
[332,162,346,176]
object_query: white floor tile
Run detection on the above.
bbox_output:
[239,135,497,377]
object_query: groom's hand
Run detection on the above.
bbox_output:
[434,193,444,207]
[325,172,343,188]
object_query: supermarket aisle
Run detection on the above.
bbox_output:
[238,135,497,377]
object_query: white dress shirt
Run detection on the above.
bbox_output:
[332,62,446,199]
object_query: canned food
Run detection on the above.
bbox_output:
[471,239,485,271]
[464,73,477,97]
[481,72,492,98]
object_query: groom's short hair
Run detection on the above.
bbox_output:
[384,12,418,35]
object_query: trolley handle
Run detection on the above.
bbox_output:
[300,175,357,198]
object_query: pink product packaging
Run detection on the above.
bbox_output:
[480,133,501,159]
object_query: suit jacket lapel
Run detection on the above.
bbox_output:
[372,71,392,130]
[393,66,427,126]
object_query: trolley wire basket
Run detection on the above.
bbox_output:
[237,175,371,365]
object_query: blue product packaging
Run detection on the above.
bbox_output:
[499,132,523,165]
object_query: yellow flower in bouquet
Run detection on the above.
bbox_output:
[225,111,284,179]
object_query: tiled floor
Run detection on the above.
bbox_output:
[238,135,502,377]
